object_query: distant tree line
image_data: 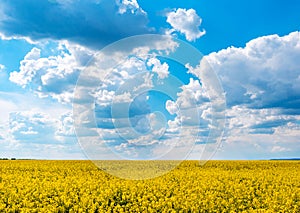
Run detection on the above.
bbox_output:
[0,158,16,160]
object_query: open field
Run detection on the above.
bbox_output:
[0,160,299,212]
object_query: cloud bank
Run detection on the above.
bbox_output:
[0,0,151,48]
[206,31,300,111]
[198,31,300,159]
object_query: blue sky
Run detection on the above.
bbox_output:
[0,0,299,160]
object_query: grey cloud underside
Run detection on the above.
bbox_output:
[207,32,300,113]
[0,0,152,48]
[250,119,294,129]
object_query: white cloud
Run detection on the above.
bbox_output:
[20,127,38,135]
[163,77,214,158]
[166,117,181,133]
[113,92,133,103]
[51,91,75,104]
[9,110,56,141]
[93,89,115,106]
[0,32,36,44]
[170,78,210,110]
[203,31,300,109]
[147,57,169,79]
[271,146,291,153]
[90,56,153,111]
[9,41,94,104]
[214,105,300,159]
[24,47,41,60]
[181,31,300,159]
[55,111,75,138]
[93,89,132,106]
[126,133,159,146]
[0,64,5,71]
[133,72,153,92]
[72,34,226,160]
[0,0,151,48]
[165,100,178,115]
[226,106,300,133]
[0,108,84,159]
[114,142,139,158]
[9,48,42,87]
[116,0,146,15]
[132,35,179,56]
[166,8,206,41]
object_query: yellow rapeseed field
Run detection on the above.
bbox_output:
[0,160,299,212]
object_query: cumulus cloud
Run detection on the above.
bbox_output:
[202,31,300,158]
[165,100,178,115]
[182,31,300,159]
[178,78,210,109]
[91,56,152,112]
[0,0,151,48]
[9,41,93,103]
[9,47,42,87]
[0,109,84,159]
[24,47,40,60]
[165,78,210,119]
[9,111,56,142]
[215,117,300,159]
[73,38,213,160]
[55,112,75,139]
[147,57,169,79]
[163,77,213,155]
[72,36,182,159]
[116,0,146,15]
[225,106,300,135]
[166,8,206,41]
[185,31,300,159]
[83,55,156,156]
[204,31,300,110]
